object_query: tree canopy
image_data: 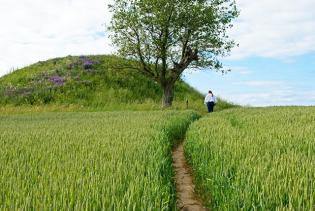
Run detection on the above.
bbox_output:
[108,0,238,106]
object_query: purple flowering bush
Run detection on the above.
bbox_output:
[49,76,65,86]
[83,60,94,69]
[79,56,99,70]
[64,56,99,72]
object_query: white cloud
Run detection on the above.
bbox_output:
[0,0,114,77]
[1,0,314,76]
[223,89,315,107]
[222,79,310,106]
[234,80,285,88]
[232,67,252,75]
[228,0,315,60]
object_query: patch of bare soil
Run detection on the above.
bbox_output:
[172,143,209,211]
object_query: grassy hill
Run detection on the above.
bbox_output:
[0,55,235,113]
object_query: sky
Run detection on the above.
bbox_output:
[0,0,314,106]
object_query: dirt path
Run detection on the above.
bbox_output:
[172,143,208,211]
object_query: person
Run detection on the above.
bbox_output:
[204,90,217,113]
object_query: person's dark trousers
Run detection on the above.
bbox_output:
[207,102,215,113]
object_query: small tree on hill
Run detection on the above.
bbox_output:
[108,0,238,107]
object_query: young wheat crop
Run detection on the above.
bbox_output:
[185,107,315,210]
[0,111,198,210]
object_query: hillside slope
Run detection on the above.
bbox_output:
[0,55,234,112]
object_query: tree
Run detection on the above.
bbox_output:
[108,0,238,107]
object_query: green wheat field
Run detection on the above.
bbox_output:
[185,107,315,210]
[0,111,198,210]
[0,55,314,210]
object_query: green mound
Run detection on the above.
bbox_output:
[0,55,235,112]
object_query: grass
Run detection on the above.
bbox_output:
[0,55,237,114]
[0,54,239,210]
[1,55,313,210]
[185,107,315,210]
[0,110,199,210]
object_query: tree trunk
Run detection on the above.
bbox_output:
[162,83,174,107]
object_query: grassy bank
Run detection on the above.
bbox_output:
[0,55,237,114]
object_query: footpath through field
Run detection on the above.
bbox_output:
[172,142,208,211]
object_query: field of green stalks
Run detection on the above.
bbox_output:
[185,107,315,210]
[0,111,198,210]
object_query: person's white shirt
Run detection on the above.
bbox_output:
[204,94,216,104]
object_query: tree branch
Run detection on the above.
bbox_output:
[170,46,199,83]
[132,28,157,81]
